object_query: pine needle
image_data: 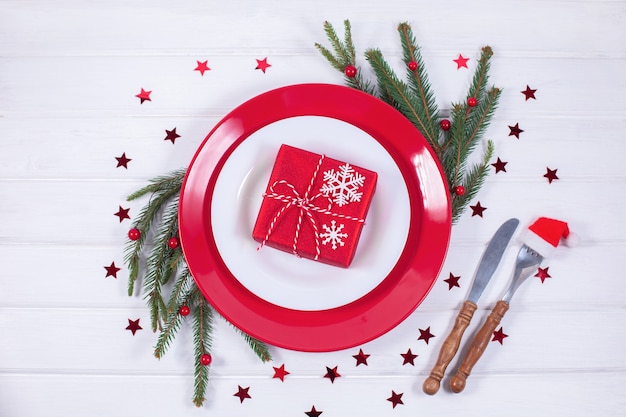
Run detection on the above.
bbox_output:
[365,48,436,148]
[143,197,181,330]
[343,19,356,62]
[468,46,494,102]
[314,19,375,95]
[154,303,184,359]
[127,168,186,201]
[241,333,272,362]
[123,169,185,295]
[165,266,193,317]
[397,22,440,151]
[226,321,272,362]
[192,291,214,407]
[451,140,494,223]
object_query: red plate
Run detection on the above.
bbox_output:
[179,83,451,352]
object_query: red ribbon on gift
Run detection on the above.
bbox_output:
[258,154,365,260]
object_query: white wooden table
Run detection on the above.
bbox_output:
[1,1,625,415]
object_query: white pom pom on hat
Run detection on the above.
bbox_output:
[522,217,579,258]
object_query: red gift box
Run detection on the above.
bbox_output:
[252,144,378,268]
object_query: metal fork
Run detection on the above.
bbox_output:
[449,244,544,393]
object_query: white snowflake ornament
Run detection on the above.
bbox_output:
[320,220,348,250]
[320,163,365,207]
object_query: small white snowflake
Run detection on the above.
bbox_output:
[320,220,348,250]
[320,163,365,207]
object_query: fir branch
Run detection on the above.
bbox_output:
[343,19,356,63]
[145,292,165,333]
[124,165,274,406]
[397,22,440,152]
[157,197,181,287]
[124,247,141,297]
[315,20,375,95]
[143,197,181,331]
[127,168,186,202]
[153,267,193,359]
[464,87,501,151]
[449,47,499,180]
[451,140,494,223]
[192,289,214,408]
[315,21,502,222]
[165,265,193,317]
[447,103,470,190]
[154,312,183,360]
[315,43,343,70]
[241,332,272,362]
[446,87,501,191]
[365,48,442,152]
[154,297,185,359]
[226,321,272,362]
[169,248,184,270]
[123,169,185,296]
[467,46,494,102]
[323,20,352,64]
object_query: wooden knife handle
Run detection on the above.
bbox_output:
[449,300,510,393]
[422,300,477,395]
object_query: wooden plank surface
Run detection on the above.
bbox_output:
[1,0,624,415]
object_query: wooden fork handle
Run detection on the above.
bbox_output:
[449,300,510,393]
[423,300,477,395]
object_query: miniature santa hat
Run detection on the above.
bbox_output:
[522,217,579,258]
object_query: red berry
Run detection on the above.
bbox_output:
[455,185,466,196]
[408,60,418,71]
[467,97,477,107]
[344,65,357,78]
[179,305,190,316]
[200,353,212,366]
[168,237,179,249]
[128,228,141,241]
[440,119,451,131]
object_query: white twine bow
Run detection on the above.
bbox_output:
[258,154,365,260]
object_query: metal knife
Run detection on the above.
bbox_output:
[422,218,519,395]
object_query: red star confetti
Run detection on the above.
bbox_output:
[470,201,487,217]
[104,262,121,278]
[544,167,559,183]
[272,364,290,381]
[126,318,142,335]
[135,88,151,104]
[305,406,323,417]
[491,157,508,173]
[387,391,404,408]
[444,273,461,290]
[233,385,251,403]
[492,327,508,344]
[115,152,132,169]
[324,366,341,383]
[255,57,271,73]
[194,60,210,75]
[114,206,130,222]
[453,54,469,69]
[521,85,537,100]
[418,327,435,344]
[352,348,370,366]
[535,266,552,283]
[508,123,524,139]
[164,128,180,144]
[400,349,418,366]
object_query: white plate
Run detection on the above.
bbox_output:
[212,116,410,310]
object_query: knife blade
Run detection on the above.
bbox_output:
[467,218,520,304]
[422,218,519,395]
